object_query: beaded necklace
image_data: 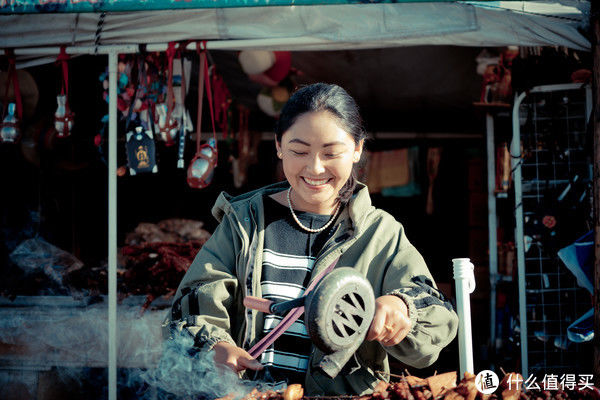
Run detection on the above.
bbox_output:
[286,187,340,233]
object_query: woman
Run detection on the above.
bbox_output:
[163,83,458,395]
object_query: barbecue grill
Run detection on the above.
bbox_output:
[0,258,477,399]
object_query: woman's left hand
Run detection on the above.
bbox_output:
[366,295,412,347]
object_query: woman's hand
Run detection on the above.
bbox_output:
[366,295,412,347]
[212,341,264,373]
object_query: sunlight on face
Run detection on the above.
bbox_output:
[276,111,363,214]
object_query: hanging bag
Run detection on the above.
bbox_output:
[0,49,23,144]
[187,42,218,189]
[126,52,157,175]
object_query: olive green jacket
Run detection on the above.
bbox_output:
[163,181,458,395]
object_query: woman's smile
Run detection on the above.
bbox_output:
[302,176,332,187]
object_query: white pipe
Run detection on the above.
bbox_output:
[528,83,586,93]
[7,36,330,57]
[107,51,118,400]
[511,91,528,377]
[373,132,483,140]
[485,113,498,357]
[452,257,476,379]
[7,45,145,56]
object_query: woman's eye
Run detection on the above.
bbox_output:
[326,153,340,158]
[291,150,307,155]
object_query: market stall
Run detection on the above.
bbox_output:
[0,1,594,399]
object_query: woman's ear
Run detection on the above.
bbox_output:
[275,137,283,159]
[353,139,364,163]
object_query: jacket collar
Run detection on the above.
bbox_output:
[347,182,372,234]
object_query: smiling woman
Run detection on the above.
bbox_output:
[274,109,363,216]
[163,83,458,396]
[274,84,368,211]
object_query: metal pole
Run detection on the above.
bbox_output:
[485,113,498,361]
[107,51,118,400]
[511,92,528,377]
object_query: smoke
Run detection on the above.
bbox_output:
[0,299,270,399]
[134,333,255,399]
[0,299,163,368]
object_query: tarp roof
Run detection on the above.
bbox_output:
[0,0,461,13]
[0,1,591,67]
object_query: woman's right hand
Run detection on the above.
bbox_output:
[212,341,264,373]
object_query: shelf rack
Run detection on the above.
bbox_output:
[511,83,592,376]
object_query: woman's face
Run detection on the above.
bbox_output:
[276,110,363,214]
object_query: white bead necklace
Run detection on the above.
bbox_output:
[286,187,340,233]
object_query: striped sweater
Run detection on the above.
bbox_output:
[258,195,339,386]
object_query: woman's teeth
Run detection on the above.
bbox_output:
[303,177,329,186]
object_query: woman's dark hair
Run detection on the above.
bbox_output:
[275,83,368,203]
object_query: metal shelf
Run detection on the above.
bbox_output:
[526,287,582,294]
[511,83,592,376]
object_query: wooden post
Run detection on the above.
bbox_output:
[593,0,600,387]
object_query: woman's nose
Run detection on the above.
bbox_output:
[307,155,326,174]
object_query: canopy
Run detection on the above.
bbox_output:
[0,1,591,67]
[1,0,462,13]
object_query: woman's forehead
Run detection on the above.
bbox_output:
[283,111,353,145]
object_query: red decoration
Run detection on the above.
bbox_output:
[542,215,557,229]
[187,42,218,189]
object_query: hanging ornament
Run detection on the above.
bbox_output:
[126,125,158,175]
[238,50,291,87]
[256,85,290,118]
[187,42,218,189]
[239,50,293,118]
[54,95,74,138]
[131,48,152,131]
[175,43,193,169]
[156,42,180,145]
[155,103,178,143]
[212,68,232,139]
[54,47,75,138]
[0,103,19,143]
[0,49,22,144]
[189,137,217,188]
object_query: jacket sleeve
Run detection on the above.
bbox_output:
[380,224,459,368]
[162,216,240,350]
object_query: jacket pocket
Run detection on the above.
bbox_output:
[305,348,379,396]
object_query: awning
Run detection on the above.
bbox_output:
[0,2,590,64]
[0,0,466,13]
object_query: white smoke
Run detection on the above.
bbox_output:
[135,333,254,399]
[0,298,270,399]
